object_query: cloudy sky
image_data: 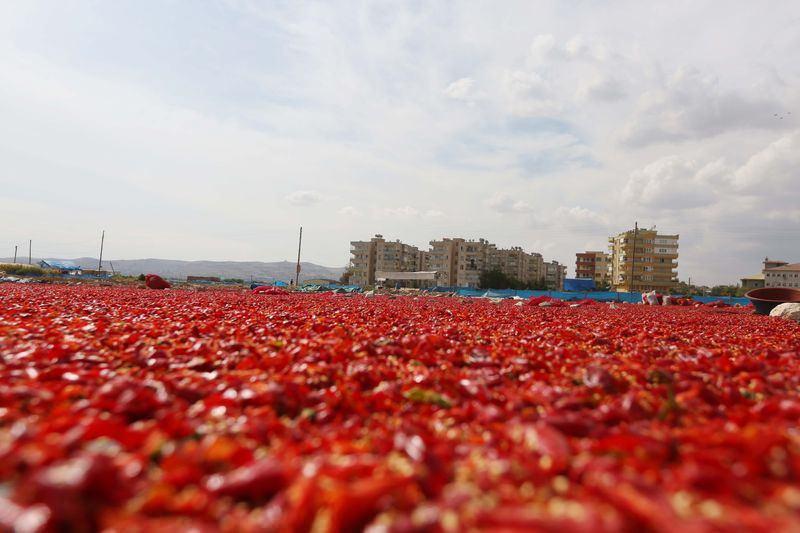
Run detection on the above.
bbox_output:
[2,1,799,284]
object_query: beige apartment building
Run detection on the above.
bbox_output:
[490,247,545,286]
[349,239,377,287]
[427,238,460,286]
[544,260,567,290]
[455,238,494,288]
[351,234,553,289]
[376,238,421,273]
[609,227,679,292]
[350,234,423,287]
[575,251,610,286]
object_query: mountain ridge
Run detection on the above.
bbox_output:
[0,257,346,282]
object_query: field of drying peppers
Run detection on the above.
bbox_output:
[2,284,800,532]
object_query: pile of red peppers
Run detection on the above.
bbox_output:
[1,284,799,531]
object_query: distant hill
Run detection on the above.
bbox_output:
[0,257,345,282]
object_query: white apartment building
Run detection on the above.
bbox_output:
[763,258,800,289]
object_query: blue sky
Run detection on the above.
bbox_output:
[1,1,799,284]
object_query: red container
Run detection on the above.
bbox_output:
[745,288,800,315]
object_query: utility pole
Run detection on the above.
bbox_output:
[28,240,32,265]
[13,245,17,264]
[294,226,303,287]
[98,230,105,271]
[629,222,638,293]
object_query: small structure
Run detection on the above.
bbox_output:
[39,260,81,275]
[375,270,437,288]
[740,274,765,290]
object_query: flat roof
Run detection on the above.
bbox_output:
[765,263,800,272]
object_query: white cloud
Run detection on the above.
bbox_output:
[487,192,534,213]
[577,74,626,102]
[622,156,727,209]
[443,77,475,101]
[733,131,800,196]
[375,206,419,217]
[621,67,789,147]
[502,69,562,116]
[373,206,445,218]
[552,206,609,226]
[338,205,360,216]
[285,190,323,206]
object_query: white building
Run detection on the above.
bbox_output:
[763,261,800,289]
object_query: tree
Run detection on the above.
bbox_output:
[479,269,515,290]
[710,284,745,297]
[479,269,547,290]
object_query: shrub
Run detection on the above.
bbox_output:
[0,264,47,277]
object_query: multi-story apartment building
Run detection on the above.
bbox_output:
[455,238,494,288]
[375,238,421,273]
[350,234,422,287]
[428,238,460,286]
[490,247,545,286]
[575,251,610,286]
[762,258,800,289]
[349,238,377,287]
[544,260,567,291]
[609,227,679,292]
[351,234,553,289]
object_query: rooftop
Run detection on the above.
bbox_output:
[765,263,800,272]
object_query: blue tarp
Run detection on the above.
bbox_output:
[563,278,595,292]
[422,286,750,306]
[40,260,80,271]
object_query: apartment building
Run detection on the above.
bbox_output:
[350,234,422,287]
[762,258,800,288]
[575,251,610,286]
[609,227,679,292]
[427,238,460,286]
[349,238,377,287]
[544,260,567,290]
[455,238,494,288]
[375,238,421,273]
[351,234,553,289]
[490,247,545,286]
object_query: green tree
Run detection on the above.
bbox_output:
[710,284,745,297]
[479,269,513,289]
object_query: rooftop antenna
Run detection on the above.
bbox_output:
[98,230,105,271]
[295,226,303,287]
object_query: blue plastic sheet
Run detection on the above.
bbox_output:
[422,286,750,306]
[563,278,595,292]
